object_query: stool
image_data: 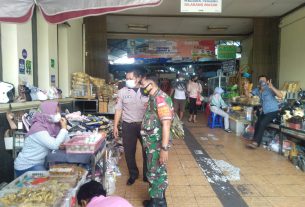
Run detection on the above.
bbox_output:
[208,112,224,129]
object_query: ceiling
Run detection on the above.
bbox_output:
[107,0,305,37]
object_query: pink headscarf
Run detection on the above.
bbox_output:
[27,101,61,137]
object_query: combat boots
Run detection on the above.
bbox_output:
[143,198,167,207]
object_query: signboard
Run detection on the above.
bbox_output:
[26,60,32,74]
[19,59,25,74]
[51,59,55,68]
[127,39,215,60]
[181,0,222,13]
[51,75,56,84]
[222,59,236,74]
[22,49,27,59]
[217,45,237,60]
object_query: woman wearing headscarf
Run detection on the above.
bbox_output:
[14,101,69,176]
[209,87,232,133]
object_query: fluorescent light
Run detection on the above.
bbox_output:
[207,25,228,31]
[128,24,149,31]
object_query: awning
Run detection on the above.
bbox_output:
[0,0,162,24]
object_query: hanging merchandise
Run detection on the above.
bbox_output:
[0,82,15,103]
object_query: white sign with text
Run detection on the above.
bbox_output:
[181,0,222,13]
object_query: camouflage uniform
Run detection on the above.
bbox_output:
[141,89,173,199]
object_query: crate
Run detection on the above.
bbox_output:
[65,134,105,154]
[99,101,108,113]
[229,117,246,136]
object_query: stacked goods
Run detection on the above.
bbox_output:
[0,181,72,207]
[282,81,299,99]
[90,77,106,97]
[286,116,303,130]
[64,132,106,154]
[71,72,92,98]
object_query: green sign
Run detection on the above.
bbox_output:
[26,60,32,74]
[51,59,55,68]
[217,45,237,60]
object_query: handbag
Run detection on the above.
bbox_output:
[196,92,202,106]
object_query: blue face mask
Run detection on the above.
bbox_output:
[259,80,267,88]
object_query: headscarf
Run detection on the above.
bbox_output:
[27,101,61,137]
[214,87,224,94]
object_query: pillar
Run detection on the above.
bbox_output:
[84,15,109,80]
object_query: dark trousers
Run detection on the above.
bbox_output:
[189,98,198,115]
[122,121,147,179]
[253,111,278,146]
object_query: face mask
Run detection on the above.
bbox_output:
[126,80,136,88]
[50,113,61,123]
[140,83,152,96]
[259,80,267,88]
[179,77,184,81]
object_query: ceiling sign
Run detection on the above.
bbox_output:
[181,0,222,13]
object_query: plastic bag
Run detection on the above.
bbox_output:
[242,124,255,140]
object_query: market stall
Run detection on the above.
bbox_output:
[0,110,124,206]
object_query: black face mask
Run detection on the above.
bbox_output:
[140,83,152,96]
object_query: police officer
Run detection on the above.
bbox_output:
[114,69,148,185]
[140,74,173,207]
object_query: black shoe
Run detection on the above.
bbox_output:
[143,199,151,207]
[143,198,167,207]
[127,177,137,185]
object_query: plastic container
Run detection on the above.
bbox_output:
[65,134,105,154]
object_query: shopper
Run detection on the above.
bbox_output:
[187,75,202,123]
[209,87,232,133]
[77,180,132,207]
[170,75,187,120]
[245,75,283,148]
[140,74,173,207]
[113,69,148,185]
[14,101,68,177]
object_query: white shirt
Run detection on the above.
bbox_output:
[174,89,186,100]
[115,87,148,123]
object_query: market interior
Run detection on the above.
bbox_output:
[1,0,305,207]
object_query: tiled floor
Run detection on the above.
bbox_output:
[114,113,305,207]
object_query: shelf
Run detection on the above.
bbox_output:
[0,98,75,113]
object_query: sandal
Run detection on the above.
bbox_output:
[247,142,258,149]
[224,129,232,133]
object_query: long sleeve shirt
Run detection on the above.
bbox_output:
[209,93,227,108]
[14,129,69,170]
[187,81,202,98]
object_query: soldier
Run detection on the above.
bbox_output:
[140,74,173,207]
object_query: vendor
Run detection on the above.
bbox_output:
[14,101,69,176]
[245,75,283,149]
[209,87,232,133]
[77,180,132,207]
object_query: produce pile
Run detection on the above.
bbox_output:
[0,180,72,207]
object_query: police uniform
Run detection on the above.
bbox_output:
[141,89,174,199]
[115,87,148,180]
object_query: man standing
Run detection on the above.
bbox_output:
[140,74,173,207]
[244,75,283,148]
[170,75,187,121]
[114,69,148,185]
